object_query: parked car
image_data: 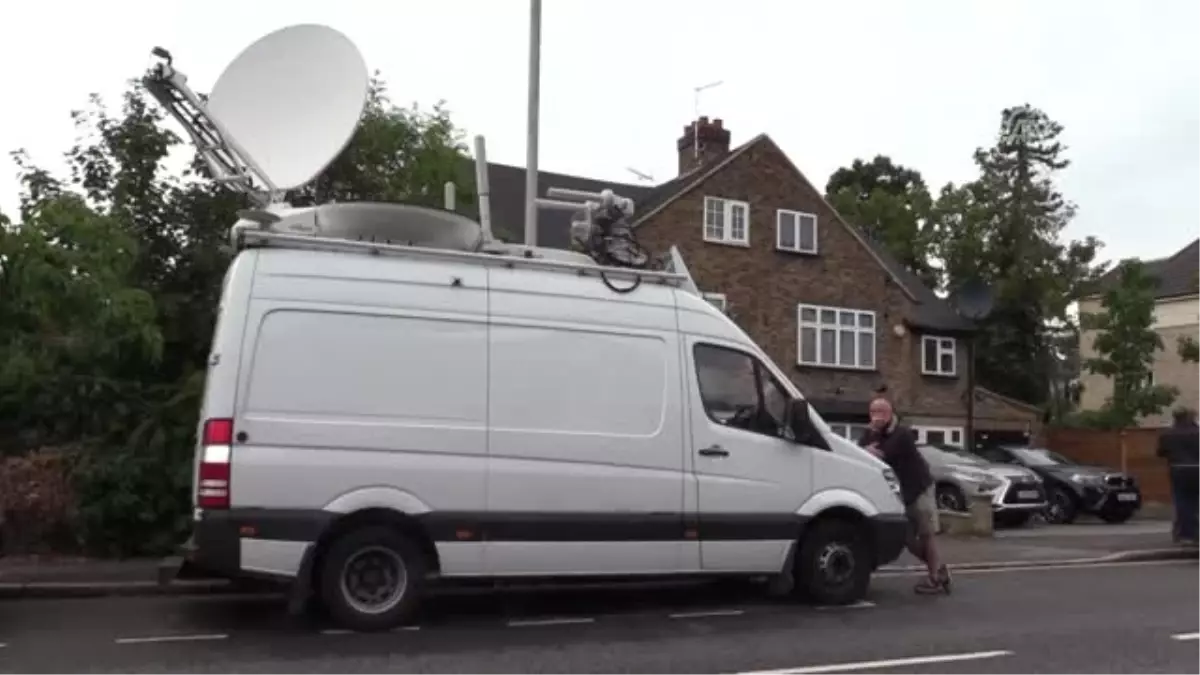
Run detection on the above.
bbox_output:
[917,444,1047,527]
[973,445,1142,525]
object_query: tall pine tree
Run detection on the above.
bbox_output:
[933,105,1104,407]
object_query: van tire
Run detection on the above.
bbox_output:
[793,519,871,606]
[319,525,426,632]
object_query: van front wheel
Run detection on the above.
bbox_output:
[319,525,427,631]
[794,519,871,606]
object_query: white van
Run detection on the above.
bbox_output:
[183,203,906,631]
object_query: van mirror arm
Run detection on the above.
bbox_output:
[786,399,829,450]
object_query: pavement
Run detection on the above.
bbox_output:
[0,558,1194,673]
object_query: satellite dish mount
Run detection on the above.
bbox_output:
[142,24,369,209]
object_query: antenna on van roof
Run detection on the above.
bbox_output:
[143,24,369,208]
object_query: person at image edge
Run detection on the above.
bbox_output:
[858,396,951,594]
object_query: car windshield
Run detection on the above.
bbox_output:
[1010,447,1073,467]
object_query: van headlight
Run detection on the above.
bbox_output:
[882,468,901,496]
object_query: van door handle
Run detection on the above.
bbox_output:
[698,445,730,458]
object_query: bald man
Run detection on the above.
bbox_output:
[859,397,950,594]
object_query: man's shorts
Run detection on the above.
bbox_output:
[905,485,939,538]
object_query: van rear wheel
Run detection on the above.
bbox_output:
[793,519,871,606]
[319,525,426,631]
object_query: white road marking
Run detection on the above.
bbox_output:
[739,649,1015,674]
[115,633,229,645]
[506,617,595,628]
[669,609,746,619]
[815,600,875,610]
[0,643,6,649]
[1171,632,1200,641]
[394,625,421,632]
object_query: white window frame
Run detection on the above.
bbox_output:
[829,422,870,443]
[921,336,958,377]
[776,209,818,254]
[797,304,877,370]
[703,196,750,246]
[702,292,728,313]
[914,426,964,448]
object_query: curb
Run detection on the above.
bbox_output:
[0,579,239,600]
[878,546,1199,573]
[2,548,1194,600]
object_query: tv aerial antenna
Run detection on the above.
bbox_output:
[626,167,654,182]
[692,80,723,158]
[142,24,369,209]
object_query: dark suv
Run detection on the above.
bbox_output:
[973,445,1142,524]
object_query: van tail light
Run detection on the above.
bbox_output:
[198,418,233,510]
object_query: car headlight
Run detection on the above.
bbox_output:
[1070,473,1104,486]
[951,470,1002,493]
[882,468,901,496]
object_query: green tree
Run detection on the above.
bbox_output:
[1,73,475,555]
[931,105,1105,407]
[1081,259,1178,428]
[826,156,938,288]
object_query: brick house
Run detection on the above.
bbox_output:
[1078,238,1200,427]
[463,117,1040,446]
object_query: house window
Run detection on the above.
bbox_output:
[914,426,964,448]
[798,304,876,369]
[829,423,870,444]
[776,210,817,254]
[703,196,750,246]
[921,336,957,377]
[703,292,728,313]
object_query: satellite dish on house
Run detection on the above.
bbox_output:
[953,277,995,320]
[206,23,368,193]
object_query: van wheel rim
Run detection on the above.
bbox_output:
[340,546,408,615]
[818,542,855,586]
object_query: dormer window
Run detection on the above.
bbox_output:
[922,336,957,377]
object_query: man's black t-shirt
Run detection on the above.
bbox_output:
[860,422,933,506]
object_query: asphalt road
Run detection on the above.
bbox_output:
[0,560,1194,674]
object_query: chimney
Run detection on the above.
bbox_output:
[677,116,731,175]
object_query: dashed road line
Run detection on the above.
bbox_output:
[1171,632,1199,641]
[739,649,1015,674]
[668,609,746,619]
[815,600,875,611]
[114,633,229,645]
[506,617,596,628]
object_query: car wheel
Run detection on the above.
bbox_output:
[319,525,427,632]
[794,518,871,606]
[935,484,968,512]
[1099,508,1135,524]
[1044,486,1078,525]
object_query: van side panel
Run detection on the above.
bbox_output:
[230,249,489,576]
[485,268,690,575]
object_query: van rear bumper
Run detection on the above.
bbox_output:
[869,513,908,568]
[185,509,332,581]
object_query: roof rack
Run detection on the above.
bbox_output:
[239,229,691,286]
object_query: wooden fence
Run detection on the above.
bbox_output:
[1043,428,1171,503]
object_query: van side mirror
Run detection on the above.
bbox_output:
[786,399,827,449]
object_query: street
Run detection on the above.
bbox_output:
[0,559,1194,674]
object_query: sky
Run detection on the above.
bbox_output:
[1,0,1196,264]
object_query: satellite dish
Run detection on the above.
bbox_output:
[207,24,368,192]
[953,277,995,320]
[303,203,483,251]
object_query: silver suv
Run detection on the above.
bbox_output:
[917,444,1048,527]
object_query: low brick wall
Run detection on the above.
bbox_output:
[1043,428,1171,503]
